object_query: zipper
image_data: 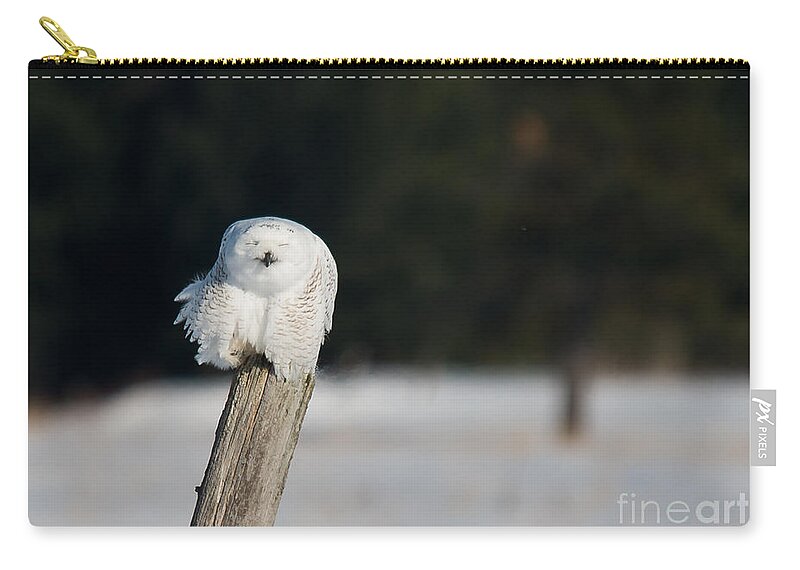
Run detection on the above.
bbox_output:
[33,16,749,70]
[38,17,99,65]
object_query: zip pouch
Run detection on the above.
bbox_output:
[29,17,750,527]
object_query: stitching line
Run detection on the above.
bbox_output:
[29,74,749,81]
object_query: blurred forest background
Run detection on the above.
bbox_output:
[29,74,748,402]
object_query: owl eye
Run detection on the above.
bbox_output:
[262,251,276,268]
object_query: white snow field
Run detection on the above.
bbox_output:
[29,370,749,526]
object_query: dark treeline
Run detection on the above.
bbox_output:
[29,77,748,398]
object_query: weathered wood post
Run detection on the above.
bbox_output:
[191,354,315,526]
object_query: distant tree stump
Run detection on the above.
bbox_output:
[191,354,315,526]
[561,344,595,438]
[562,365,584,437]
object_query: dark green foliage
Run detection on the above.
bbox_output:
[29,77,748,397]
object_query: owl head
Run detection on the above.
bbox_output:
[220,217,320,298]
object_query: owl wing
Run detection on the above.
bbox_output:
[174,265,243,369]
[264,240,338,381]
[319,238,338,334]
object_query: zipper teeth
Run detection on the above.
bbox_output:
[95,57,749,68]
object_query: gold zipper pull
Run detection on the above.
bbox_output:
[39,16,98,64]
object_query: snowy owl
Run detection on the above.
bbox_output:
[174,217,338,381]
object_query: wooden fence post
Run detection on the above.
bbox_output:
[191,354,315,526]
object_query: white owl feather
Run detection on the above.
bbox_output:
[174,217,338,380]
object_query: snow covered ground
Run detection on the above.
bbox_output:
[29,369,749,526]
